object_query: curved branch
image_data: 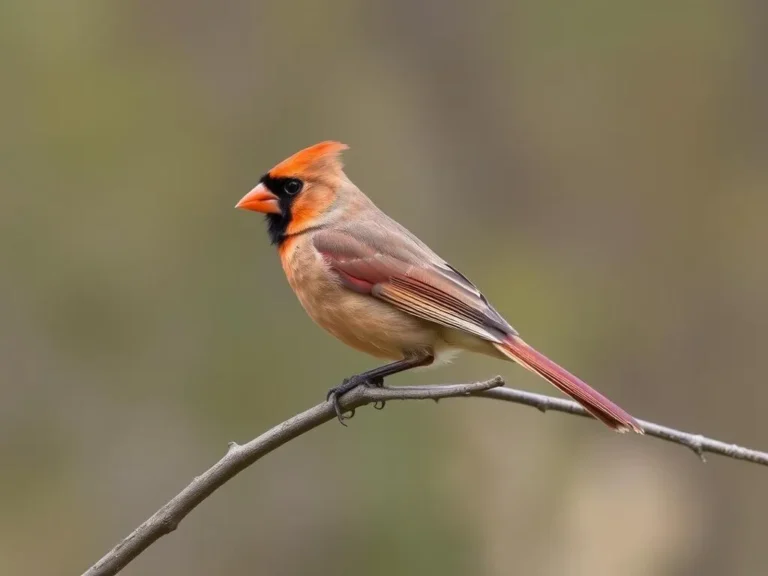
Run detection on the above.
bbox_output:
[81,377,504,576]
[82,377,768,576]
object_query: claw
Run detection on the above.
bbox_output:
[368,376,384,388]
[326,391,356,424]
[326,374,388,423]
[328,392,355,424]
[326,377,362,425]
[368,377,385,410]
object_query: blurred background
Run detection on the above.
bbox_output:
[2,1,767,574]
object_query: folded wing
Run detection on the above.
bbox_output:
[312,225,515,344]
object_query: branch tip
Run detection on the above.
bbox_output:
[687,435,706,462]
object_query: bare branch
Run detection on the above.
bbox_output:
[480,387,768,466]
[81,377,504,576]
[82,376,768,576]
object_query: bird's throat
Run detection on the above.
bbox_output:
[265,213,290,245]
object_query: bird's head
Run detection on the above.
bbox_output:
[236,141,349,244]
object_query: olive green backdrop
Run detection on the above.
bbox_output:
[2,1,766,575]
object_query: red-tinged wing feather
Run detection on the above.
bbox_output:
[497,335,644,434]
[312,228,514,343]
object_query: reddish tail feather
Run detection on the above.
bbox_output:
[496,335,643,434]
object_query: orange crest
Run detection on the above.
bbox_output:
[268,141,349,179]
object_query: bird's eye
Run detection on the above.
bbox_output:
[284,179,302,195]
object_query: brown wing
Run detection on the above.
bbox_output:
[312,225,516,343]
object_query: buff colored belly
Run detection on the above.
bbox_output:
[299,281,440,360]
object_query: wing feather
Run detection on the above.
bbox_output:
[313,226,515,343]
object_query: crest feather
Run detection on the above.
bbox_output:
[269,141,349,179]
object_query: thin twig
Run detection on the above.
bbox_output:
[480,387,768,465]
[82,376,768,576]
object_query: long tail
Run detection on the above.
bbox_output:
[495,335,643,434]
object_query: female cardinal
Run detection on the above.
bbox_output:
[236,141,642,433]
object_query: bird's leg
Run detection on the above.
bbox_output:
[326,354,434,424]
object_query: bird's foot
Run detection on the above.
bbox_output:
[368,376,386,411]
[326,375,385,425]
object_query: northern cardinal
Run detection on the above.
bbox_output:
[236,141,643,433]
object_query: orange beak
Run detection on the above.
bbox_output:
[235,183,281,214]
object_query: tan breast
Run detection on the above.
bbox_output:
[279,234,441,360]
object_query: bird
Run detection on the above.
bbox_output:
[236,141,643,434]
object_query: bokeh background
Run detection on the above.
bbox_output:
[2,1,767,574]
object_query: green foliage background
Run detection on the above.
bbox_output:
[1,1,766,574]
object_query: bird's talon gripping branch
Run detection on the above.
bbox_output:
[326,376,366,424]
[327,391,354,425]
[335,400,354,424]
[367,376,386,410]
